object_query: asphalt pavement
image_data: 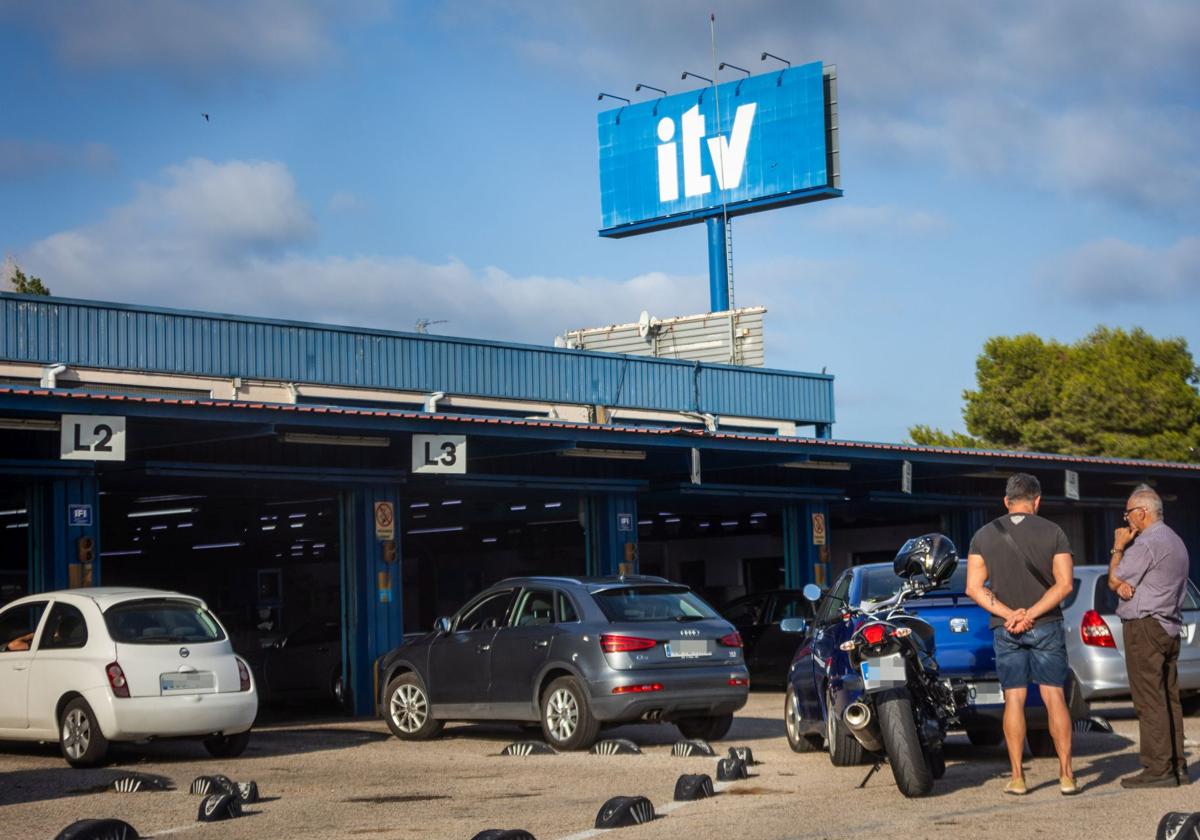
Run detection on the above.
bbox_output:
[0,694,1195,839]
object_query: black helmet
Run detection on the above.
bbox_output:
[893,533,958,584]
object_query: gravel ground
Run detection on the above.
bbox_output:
[0,694,1195,839]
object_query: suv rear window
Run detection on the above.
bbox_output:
[104,599,225,644]
[591,586,717,622]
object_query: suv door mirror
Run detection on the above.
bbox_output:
[802,584,823,603]
[433,616,452,633]
[779,617,808,634]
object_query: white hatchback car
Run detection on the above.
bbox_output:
[0,587,257,766]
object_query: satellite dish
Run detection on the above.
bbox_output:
[638,310,660,340]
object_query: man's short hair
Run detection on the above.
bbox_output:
[1005,473,1041,502]
[1128,483,1164,517]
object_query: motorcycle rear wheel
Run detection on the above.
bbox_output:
[825,686,868,766]
[876,687,934,798]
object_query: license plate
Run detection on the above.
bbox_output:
[665,640,712,658]
[859,654,906,690]
[965,680,1003,705]
[160,672,215,693]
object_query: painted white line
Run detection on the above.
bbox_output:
[555,780,734,840]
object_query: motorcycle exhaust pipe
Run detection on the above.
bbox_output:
[843,701,884,753]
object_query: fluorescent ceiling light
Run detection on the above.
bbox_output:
[665,517,681,523]
[544,502,562,509]
[6,522,29,529]
[193,541,243,550]
[135,494,205,503]
[441,499,462,506]
[280,432,389,448]
[511,504,527,511]
[0,508,27,517]
[100,550,143,557]
[698,522,711,528]
[288,512,307,519]
[720,520,739,527]
[150,524,168,531]
[262,525,276,531]
[127,507,198,519]
[290,522,304,528]
[780,460,851,471]
[177,522,193,528]
[481,537,498,543]
[410,502,430,509]
[0,417,59,431]
[558,447,646,461]
[408,526,465,535]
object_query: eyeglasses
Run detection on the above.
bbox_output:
[1123,506,1146,520]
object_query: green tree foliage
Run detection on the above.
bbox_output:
[6,266,51,296]
[909,327,1200,462]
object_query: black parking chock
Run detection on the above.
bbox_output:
[727,746,756,765]
[111,772,172,793]
[501,741,557,756]
[673,773,715,801]
[590,738,642,756]
[595,795,655,829]
[54,819,139,840]
[236,781,261,803]
[716,756,748,781]
[1156,812,1200,840]
[189,774,237,796]
[671,739,715,757]
[470,831,537,840]
[197,793,243,823]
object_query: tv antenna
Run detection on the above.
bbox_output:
[415,318,448,334]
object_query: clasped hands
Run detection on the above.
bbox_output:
[1004,609,1034,634]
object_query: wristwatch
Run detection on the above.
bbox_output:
[1110,547,1124,555]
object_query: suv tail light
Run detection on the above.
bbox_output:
[600,634,657,653]
[719,632,743,648]
[1081,610,1116,648]
[612,682,663,694]
[237,658,252,692]
[861,623,887,646]
[106,662,130,698]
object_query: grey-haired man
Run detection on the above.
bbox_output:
[1109,484,1192,788]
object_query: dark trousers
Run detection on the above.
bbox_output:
[1123,616,1186,777]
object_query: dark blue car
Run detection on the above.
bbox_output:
[783,563,1089,762]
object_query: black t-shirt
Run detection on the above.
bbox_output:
[968,513,1072,629]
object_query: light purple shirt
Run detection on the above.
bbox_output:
[1115,520,1190,636]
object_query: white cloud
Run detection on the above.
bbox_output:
[328,191,369,214]
[16,157,708,343]
[0,140,116,177]
[0,0,388,84]
[1040,236,1200,305]
[806,203,950,236]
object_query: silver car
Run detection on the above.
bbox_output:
[1062,565,1200,714]
[377,575,749,750]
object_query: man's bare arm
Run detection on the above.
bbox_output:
[964,553,1018,620]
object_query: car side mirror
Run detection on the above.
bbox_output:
[780,617,808,634]
[802,584,822,603]
[433,617,452,633]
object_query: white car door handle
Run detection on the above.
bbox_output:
[12,663,28,671]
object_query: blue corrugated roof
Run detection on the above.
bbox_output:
[0,292,835,424]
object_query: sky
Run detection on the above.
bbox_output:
[1,1,1197,444]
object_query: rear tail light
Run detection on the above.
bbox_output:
[728,676,750,687]
[237,658,252,692]
[861,623,887,646]
[600,634,657,653]
[1081,610,1116,648]
[106,662,130,698]
[719,632,743,648]
[612,682,663,694]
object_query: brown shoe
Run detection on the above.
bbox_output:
[1120,771,1177,789]
[1059,775,1079,795]
[1176,771,1192,786]
[1004,778,1027,795]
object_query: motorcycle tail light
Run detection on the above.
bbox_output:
[237,658,252,692]
[1081,610,1116,648]
[601,634,657,653]
[861,624,887,646]
[106,662,130,698]
[719,632,743,648]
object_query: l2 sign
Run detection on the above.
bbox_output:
[61,414,126,461]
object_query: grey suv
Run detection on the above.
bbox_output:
[377,576,749,750]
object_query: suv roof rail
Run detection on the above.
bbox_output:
[495,575,584,586]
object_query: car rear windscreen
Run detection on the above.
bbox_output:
[592,586,718,622]
[860,564,970,605]
[104,599,226,644]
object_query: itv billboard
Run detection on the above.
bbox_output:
[597,61,840,238]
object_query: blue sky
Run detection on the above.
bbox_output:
[1,1,1197,443]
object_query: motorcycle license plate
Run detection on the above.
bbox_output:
[965,680,1004,705]
[859,653,906,690]
[665,640,712,658]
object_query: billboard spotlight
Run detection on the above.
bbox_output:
[634,83,666,96]
[680,71,713,85]
[718,62,750,77]
[761,52,791,67]
[597,92,631,104]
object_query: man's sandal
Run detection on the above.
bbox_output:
[1004,778,1028,795]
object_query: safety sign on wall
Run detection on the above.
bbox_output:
[412,434,466,474]
[374,501,395,540]
[61,414,126,461]
[811,512,827,546]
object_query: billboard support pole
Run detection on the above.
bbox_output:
[705,216,730,313]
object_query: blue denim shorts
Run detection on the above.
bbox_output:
[992,620,1069,690]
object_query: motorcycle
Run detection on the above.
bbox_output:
[808,533,963,797]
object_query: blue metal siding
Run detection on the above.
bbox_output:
[1,293,834,424]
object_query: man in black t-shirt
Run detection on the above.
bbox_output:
[965,473,1076,796]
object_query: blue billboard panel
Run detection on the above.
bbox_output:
[598,61,839,237]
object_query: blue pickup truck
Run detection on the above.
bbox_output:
[783,562,1089,761]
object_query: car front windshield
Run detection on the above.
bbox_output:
[592,586,717,622]
[104,599,225,644]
